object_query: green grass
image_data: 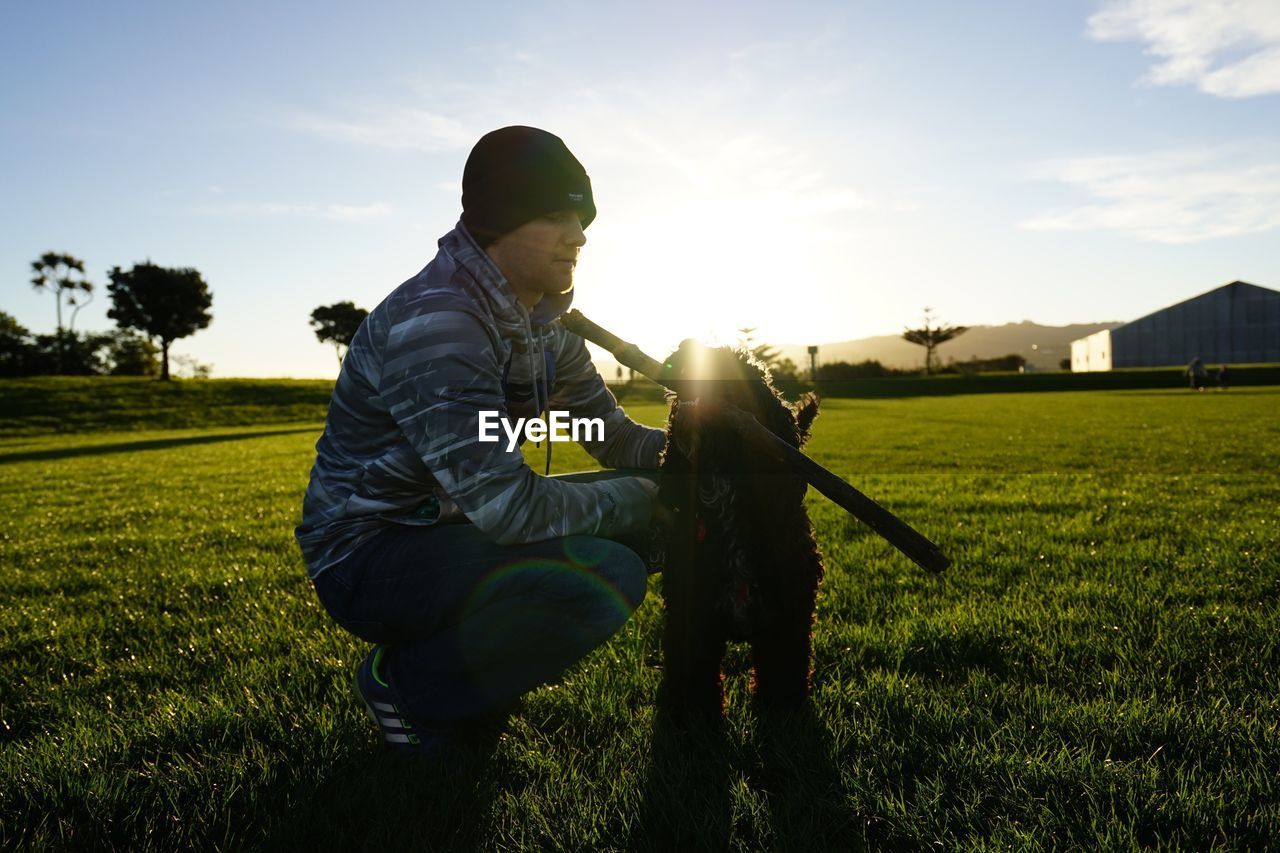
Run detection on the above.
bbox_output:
[2,386,1278,849]
[0,376,334,437]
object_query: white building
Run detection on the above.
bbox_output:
[1071,281,1280,372]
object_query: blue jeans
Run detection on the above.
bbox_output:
[312,469,656,728]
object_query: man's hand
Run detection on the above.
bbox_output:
[634,475,678,531]
[636,476,659,500]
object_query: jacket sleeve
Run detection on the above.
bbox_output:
[548,327,665,470]
[377,307,652,546]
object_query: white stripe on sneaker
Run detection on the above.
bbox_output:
[384,733,412,744]
[372,700,397,713]
[378,715,407,729]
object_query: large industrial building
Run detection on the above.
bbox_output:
[1071,281,1280,372]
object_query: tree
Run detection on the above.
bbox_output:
[943,353,1026,375]
[815,359,901,380]
[767,357,802,383]
[734,326,802,380]
[0,311,34,377]
[0,311,105,376]
[170,354,212,379]
[310,301,369,366]
[736,326,779,366]
[0,317,156,377]
[30,251,94,372]
[26,331,112,375]
[101,331,160,376]
[106,262,213,381]
[902,308,968,375]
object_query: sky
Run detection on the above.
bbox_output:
[2,0,1278,378]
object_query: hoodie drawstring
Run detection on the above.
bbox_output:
[541,361,552,475]
[522,311,554,476]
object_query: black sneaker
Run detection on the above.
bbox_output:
[353,646,455,757]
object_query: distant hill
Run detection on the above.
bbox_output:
[775,321,1124,371]
[590,321,1124,378]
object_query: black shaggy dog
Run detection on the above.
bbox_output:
[650,340,824,721]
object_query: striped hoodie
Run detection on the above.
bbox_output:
[295,223,664,579]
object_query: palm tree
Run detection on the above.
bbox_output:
[902,308,968,375]
[30,251,93,373]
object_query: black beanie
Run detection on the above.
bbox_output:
[461,126,597,247]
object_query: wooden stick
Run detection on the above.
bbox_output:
[562,309,951,574]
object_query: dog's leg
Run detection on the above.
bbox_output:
[661,566,727,722]
[751,552,822,712]
[751,627,811,711]
[668,631,727,722]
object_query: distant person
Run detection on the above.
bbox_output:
[296,126,666,757]
[1218,364,1230,391]
[1186,357,1206,392]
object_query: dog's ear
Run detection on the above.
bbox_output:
[794,392,820,447]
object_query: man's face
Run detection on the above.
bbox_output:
[485,209,586,307]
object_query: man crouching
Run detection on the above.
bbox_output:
[295,126,663,756]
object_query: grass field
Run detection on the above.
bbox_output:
[2,384,1278,849]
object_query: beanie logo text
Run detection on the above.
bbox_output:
[567,192,584,202]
